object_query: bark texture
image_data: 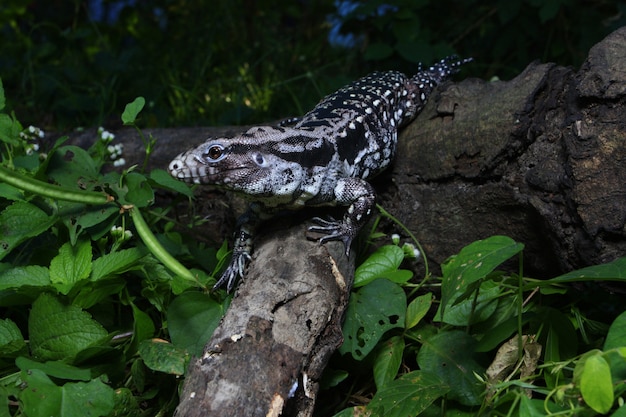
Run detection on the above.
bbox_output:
[59,27,626,416]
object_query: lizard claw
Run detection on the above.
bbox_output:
[308,216,355,256]
[213,251,251,292]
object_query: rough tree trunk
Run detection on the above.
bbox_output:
[62,27,626,416]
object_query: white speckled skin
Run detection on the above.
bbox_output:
[169,56,471,291]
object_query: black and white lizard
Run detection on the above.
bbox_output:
[168,56,471,292]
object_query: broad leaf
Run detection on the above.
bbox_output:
[441,236,523,314]
[0,201,57,261]
[138,339,188,375]
[551,257,626,282]
[16,357,92,381]
[0,318,26,357]
[354,245,411,287]
[121,97,145,125]
[417,330,485,406]
[605,310,626,350]
[20,369,114,417]
[29,293,107,361]
[149,169,194,198]
[50,240,92,294]
[340,279,406,360]
[580,354,613,413]
[367,370,449,417]
[405,293,432,330]
[90,247,147,282]
[167,292,224,356]
[0,265,50,290]
[373,335,405,389]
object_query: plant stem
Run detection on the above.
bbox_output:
[0,165,113,204]
[130,206,198,284]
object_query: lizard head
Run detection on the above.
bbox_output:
[168,127,308,200]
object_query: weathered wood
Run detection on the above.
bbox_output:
[173,223,354,417]
[58,27,626,415]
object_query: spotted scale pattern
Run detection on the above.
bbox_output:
[169,55,471,291]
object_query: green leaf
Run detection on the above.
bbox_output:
[29,293,108,361]
[0,113,22,146]
[354,245,407,287]
[138,339,189,375]
[580,354,614,413]
[90,247,147,282]
[441,236,523,314]
[605,310,626,350]
[149,169,194,198]
[120,172,154,207]
[551,257,626,282]
[50,240,93,294]
[57,202,119,244]
[417,330,485,406]
[436,280,501,326]
[16,356,92,381]
[367,370,449,417]
[0,201,57,261]
[47,145,99,188]
[0,318,26,357]
[131,302,155,346]
[339,279,406,360]
[167,292,224,356]
[405,293,432,330]
[20,369,114,417]
[0,77,5,111]
[0,265,51,290]
[121,97,146,125]
[373,335,405,389]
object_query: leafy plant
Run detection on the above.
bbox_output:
[0,81,230,416]
[327,232,626,416]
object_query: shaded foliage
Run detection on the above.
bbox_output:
[0,0,624,129]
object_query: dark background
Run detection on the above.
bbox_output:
[1,0,624,130]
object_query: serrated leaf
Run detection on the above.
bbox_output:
[367,370,449,417]
[339,279,406,360]
[417,330,485,406]
[138,339,189,375]
[373,335,405,389]
[50,240,92,294]
[121,96,145,125]
[149,169,194,198]
[441,236,523,314]
[29,293,107,361]
[0,318,26,356]
[20,369,114,417]
[580,354,614,413]
[551,257,626,282]
[90,247,147,282]
[604,310,626,350]
[0,113,22,145]
[0,201,57,261]
[167,292,224,356]
[0,265,50,290]
[405,293,432,329]
[354,245,405,287]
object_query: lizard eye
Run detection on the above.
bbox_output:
[204,145,224,161]
[253,153,266,167]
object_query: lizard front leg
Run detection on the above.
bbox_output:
[308,178,376,256]
[213,202,265,292]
